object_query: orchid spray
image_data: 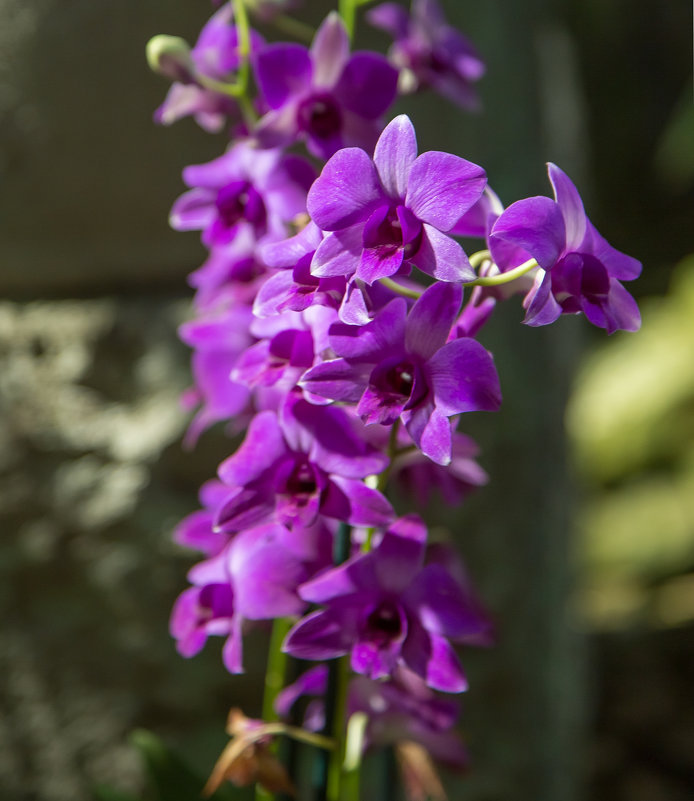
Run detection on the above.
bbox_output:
[148,1,641,799]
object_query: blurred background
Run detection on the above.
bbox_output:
[1,1,692,799]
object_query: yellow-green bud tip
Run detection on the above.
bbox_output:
[146,35,195,82]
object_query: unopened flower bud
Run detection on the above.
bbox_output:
[146,35,195,83]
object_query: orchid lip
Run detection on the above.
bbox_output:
[361,599,408,646]
[297,92,343,140]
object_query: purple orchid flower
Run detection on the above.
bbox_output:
[255,223,347,316]
[275,664,467,766]
[155,5,263,132]
[170,141,315,249]
[284,515,489,692]
[394,430,488,507]
[233,305,336,392]
[489,163,642,333]
[178,304,254,445]
[255,221,402,324]
[173,479,232,556]
[367,0,485,110]
[189,225,270,312]
[171,519,330,673]
[301,281,501,465]
[215,398,393,532]
[253,13,398,159]
[307,115,486,285]
[350,668,468,766]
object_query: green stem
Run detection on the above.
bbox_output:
[341,712,367,799]
[256,618,292,801]
[338,0,358,40]
[378,276,424,299]
[467,257,539,287]
[315,523,353,801]
[468,248,491,269]
[326,656,351,801]
[262,618,293,724]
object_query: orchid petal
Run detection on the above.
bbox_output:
[547,162,587,250]
[255,43,312,109]
[406,152,486,231]
[490,196,566,271]
[373,115,418,199]
[405,282,462,360]
[415,225,475,282]
[308,148,384,230]
[427,338,502,415]
[310,13,350,88]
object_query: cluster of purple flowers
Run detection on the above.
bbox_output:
[150,0,641,789]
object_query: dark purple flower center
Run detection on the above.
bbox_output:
[363,206,423,260]
[553,252,609,312]
[384,360,415,398]
[370,357,427,406]
[365,601,404,645]
[198,583,234,620]
[284,459,318,500]
[297,93,342,140]
[216,180,267,230]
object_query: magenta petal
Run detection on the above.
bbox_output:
[300,359,368,403]
[366,2,410,37]
[427,338,501,415]
[173,510,228,556]
[230,525,308,619]
[403,626,468,693]
[585,222,642,281]
[372,524,427,593]
[308,148,385,230]
[351,639,399,679]
[183,151,241,188]
[415,225,475,282]
[283,607,356,660]
[275,665,328,720]
[330,298,407,361]
[322,476,394,527]
[300,558,375,604]
[404,564,488,639]
[405,282,462,360]
[312,228,364,278]
[586,279,641,334]
[310,13,350,88]
[255,43,312,108]
[222,617,244,673]
[169,188,216,230]
[334,52,398,119]
[339,279,371,324]
[403,404,453,465]
[261,221,322,269]
[358,243,405,284]
[215,488,274,533]
[357,383,408,425]
[547,163,587,250]
[254,271,296,317]
[406,152,486,231]
[218,411,286,485]
[606,279,641,333]
[523,271,563,326]
[490,196,566,271]
[374,115,418,199]
[291,402,388,477]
